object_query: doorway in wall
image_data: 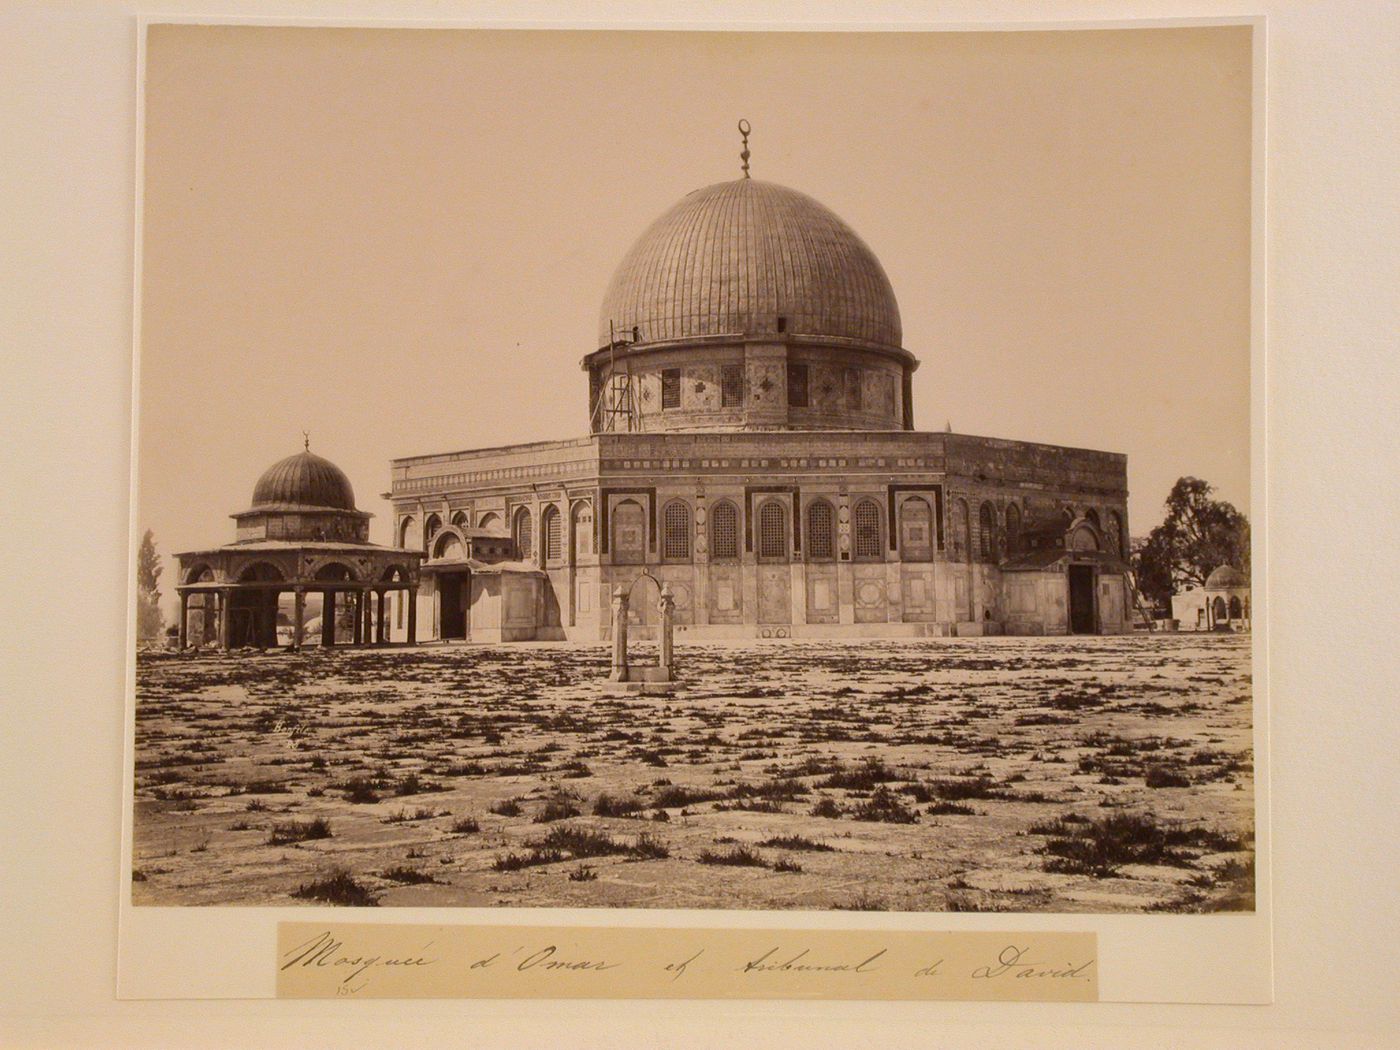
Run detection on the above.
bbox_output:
[440,572,469,640]
[1068,565,1096,634]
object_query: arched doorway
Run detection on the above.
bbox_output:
[230,562,285,648]
[755,498,791,625]
[431,533,469,640]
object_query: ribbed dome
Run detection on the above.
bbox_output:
[598,179,902,350]
[251,451,357,511]
[1205,565,1248,589]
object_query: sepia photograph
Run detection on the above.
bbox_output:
[129,23,1257,915]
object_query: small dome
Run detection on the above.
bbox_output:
[251,450,356,511]
[599,178,902,351]
[1205,565,1248,589]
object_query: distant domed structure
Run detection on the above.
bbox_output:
[1205,565,1248,589]
[176,443,422,651]
[251,450,357,511]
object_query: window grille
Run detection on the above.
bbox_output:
[573,504,593,558]
[542,506,562,562]
[806,500,835,560]
[787,363,809,408]
[757,500,788,560]
[721,364,744,408]
[979,502,995,560]
[514,508,533,559]
[853,500,882,560]
[662,501,692,560]
[710,501,739,560]
[661,368,681,409]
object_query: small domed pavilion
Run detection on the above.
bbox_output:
[1203,565,1251,630]
[174,444,423,650]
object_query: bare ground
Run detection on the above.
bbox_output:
[130,634,1254,913]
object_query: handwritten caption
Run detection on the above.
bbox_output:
[276,923,1096,1002]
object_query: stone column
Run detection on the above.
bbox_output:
[658,584,675,678]
[217,587,233,651]
[406,584,417,645]
[322,590,336,647]
[352,591,365,645]
[178,592,189,650]
[836,495,855,624]
[377,590,387,643]
[287,587,301,650]
[608,585,629,681]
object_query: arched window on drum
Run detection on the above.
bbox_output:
[852,499,883,561]
[662,500,692,562]
[805,499,836,561]
[512,506,533,560]
[756,499,789,562]
[571,502,593,561]
[611,499,646,565]
[898,496,933,562]
[541,505,562,563]
[1005,503,1023,556]
[709,500,739,561]
[978,502,997,561]
[951,499,971,562]
[1107,510,1125,558]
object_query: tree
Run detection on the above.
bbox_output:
[1131,477,1250,613]
[136,529,165,643]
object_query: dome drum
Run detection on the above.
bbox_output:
[588,339,912,433]
[591,178,916,434]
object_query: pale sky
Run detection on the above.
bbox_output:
[139,24,1252,579]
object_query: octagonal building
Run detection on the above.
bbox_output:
[386,154,1133,642]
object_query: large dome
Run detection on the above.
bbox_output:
[250,450,357,511]
[598,179,902,351]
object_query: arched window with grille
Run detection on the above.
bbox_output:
[541,505,562,562]
[572,502,593,560]
[952,499,971,562]
[1005,503,1022,556]
[757,499,789,561]
[852,499,882,561]
[450,510,468,528]
[1107,510,1124,558]
[611,499,645,564]
[513,506,533,560]
[898,497,933,561]
[477,511,501,532]
[423,513,442,551]
[806,499,835,561]
[710,500,739,561]
[397,516,415,549]
[662,499,692,561]
[978,502,996,561]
